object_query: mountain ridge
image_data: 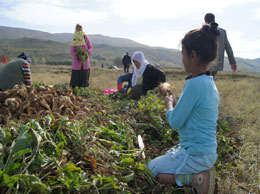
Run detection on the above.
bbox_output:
[0,25,260,73]
[0,26,148,48]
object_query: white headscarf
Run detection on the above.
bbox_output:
[131,51,148,87]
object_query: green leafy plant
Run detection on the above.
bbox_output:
[75,48,88,65]
[0,84,255,193]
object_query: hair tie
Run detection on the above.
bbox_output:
[210,22,220,35]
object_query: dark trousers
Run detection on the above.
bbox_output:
[117,72,133,88]
[124,65,129,73]
[70,68,90,88]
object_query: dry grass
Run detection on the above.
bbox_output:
[215,77,260,194]
[31,65,71,85]
[16,65,260,193]
[31,65,123,91]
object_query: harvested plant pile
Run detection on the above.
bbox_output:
[0,85,91,125]
[0,86,250,193]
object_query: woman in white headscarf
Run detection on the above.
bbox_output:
[131,51,148,87]
[117,51,166,99]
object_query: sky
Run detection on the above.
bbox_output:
[0,0,260,59]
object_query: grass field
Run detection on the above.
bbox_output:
[0,63,259,193]
[30,65,260,193]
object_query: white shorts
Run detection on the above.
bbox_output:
[147,145,217,178]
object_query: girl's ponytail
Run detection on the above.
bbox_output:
[182,23,220,65]
[201,22,220,40]
[210,22,220,36]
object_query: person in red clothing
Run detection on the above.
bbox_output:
[1,56,8,64]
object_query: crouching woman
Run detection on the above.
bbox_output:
[117,51,166,99]
[147,23,220,194]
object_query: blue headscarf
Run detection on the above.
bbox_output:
[17,52,31,63]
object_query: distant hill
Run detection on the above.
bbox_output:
[0,38,70,64]
[0,26,147,47]
[252,58,260,64]
[0,25,260,73]
[230,57,260,73]
[0,26,67,43]
[0,37,182,67]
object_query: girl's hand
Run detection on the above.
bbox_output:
[165,95,176,110]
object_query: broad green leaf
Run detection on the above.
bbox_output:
[3,173,19,187]
[13,174,50,193]
[63,161,82,173]
[0,128,12,144]
[136,163,145,171]
[121,173,134,183]
[4,127,41,173]
[121,158,135,167]
[4,128,32,170]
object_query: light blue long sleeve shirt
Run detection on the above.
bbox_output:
[166,75,220,155]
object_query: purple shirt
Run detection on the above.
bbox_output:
[70,35,93,70]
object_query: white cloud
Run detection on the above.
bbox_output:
[131,29,260,59]
[1,0,260,59]
[0,0,108,28]
[228,31,260,59]
[110,0,258,20]
[132,29,185,49]
[254,9,260,20]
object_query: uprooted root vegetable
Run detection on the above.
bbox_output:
[158,82,177,107]
[0,85,92,125]
[158,82,174,97]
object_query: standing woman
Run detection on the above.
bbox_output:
[70,24,93,88]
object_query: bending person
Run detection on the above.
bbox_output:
[0,52,32,91]
[117,51,166,99]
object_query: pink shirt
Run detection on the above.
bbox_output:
[70,35,93,70]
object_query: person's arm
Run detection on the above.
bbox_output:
[150,66,166,83]
[143,65,166,92]
[70,46,76,56]
[84,35,93,54]
[21,62,32,86]
[224,31,237,71]
[165,94,177,110]
[127,56,132,65]
[166,81,199,129]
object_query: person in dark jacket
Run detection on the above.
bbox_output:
[122,52,131,73]
[0,52,32,91]
[204,13,237,77]
[117,51,166,99]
